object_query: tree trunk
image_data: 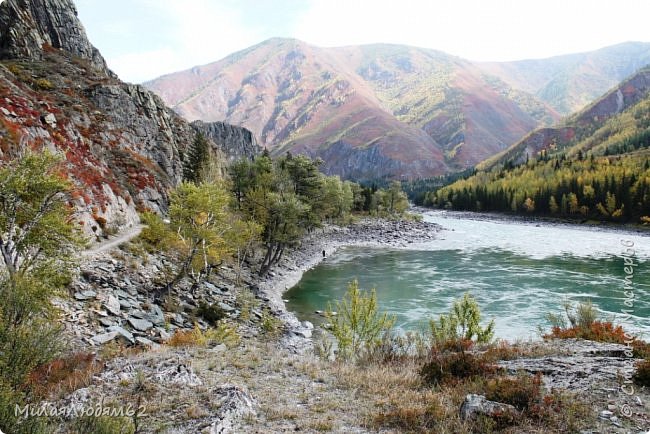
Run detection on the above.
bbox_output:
[259,242,284,276]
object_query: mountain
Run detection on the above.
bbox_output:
[146,38,559,180]
[478,66,650,171]
[479,42,650,115]
[0,0,259,237]
[431,66,650,222]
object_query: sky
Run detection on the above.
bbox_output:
[74,0,650,84]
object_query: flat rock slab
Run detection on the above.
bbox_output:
[91,331,119,345]
[104,295,121,316]
[108,325,135,343]
[128,317,153,332]
[498,339,637,392]
[74,290,97,301]
[460,394,517,420]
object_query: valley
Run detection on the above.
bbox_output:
[1,0,650,433]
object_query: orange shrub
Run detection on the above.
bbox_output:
[26,352,102,399]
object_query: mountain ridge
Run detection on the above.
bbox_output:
[479,41,650,114]
[145,38,561,180]
[477,65,650,171]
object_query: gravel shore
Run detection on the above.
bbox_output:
[249,217,442,351]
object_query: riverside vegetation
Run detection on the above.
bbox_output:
[1,144,649,433]
[0,147,649,433]
[0,144,410,432]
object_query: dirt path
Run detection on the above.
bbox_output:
[81,224,144,257]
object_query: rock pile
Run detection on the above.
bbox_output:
[62,252,242,349]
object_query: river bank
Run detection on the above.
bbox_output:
[40,215,650,433]
[250,217,442,352]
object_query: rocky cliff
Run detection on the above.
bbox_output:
[191,120,261,163]
[0,0,259,239]
[0,0,111,74]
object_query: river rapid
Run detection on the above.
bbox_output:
[285,211,650,341]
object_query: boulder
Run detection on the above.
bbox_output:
[104,295,121,316]
[128,317,153,332]
[459,394,517,421]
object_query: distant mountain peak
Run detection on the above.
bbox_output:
[146,41,559,180]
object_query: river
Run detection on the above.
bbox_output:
[285,211,650,341]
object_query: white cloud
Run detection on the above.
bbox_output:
[79,0,265,82]
[293,0,650,61]
[149,0,263,67]
[108,49,177,84]
[77,0,650,82]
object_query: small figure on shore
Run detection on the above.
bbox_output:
[322,250,326,258]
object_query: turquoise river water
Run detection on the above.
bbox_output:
[285,211,650,341]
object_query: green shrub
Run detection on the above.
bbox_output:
[34,78,54,90]
[195,302,225,325]
[326,279,395,361]
[260,309,283,337]
[429,292,494,348]
[138,211,170,250]
[0,152,80,432]
[7,63,22,75]
[545,300,597,331]
[0,277,64,432]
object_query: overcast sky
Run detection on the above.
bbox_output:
[75,0,650,83]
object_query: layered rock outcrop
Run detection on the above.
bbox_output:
[0,0,111,74]
[192,120,262,163]
[0,0,259,239]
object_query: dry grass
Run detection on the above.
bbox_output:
[166,323,239,348]
[27,352,104,399]
[323,339,593,433]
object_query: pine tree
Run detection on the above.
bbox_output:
[183,132,210,183]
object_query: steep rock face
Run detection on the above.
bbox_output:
[0,0,111,74]
[318,139,447,181]
[191,120,261,163]
[0,0,258,239]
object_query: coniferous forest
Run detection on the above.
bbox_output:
[428,152,650,222]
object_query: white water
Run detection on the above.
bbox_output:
[286,212,650,341]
